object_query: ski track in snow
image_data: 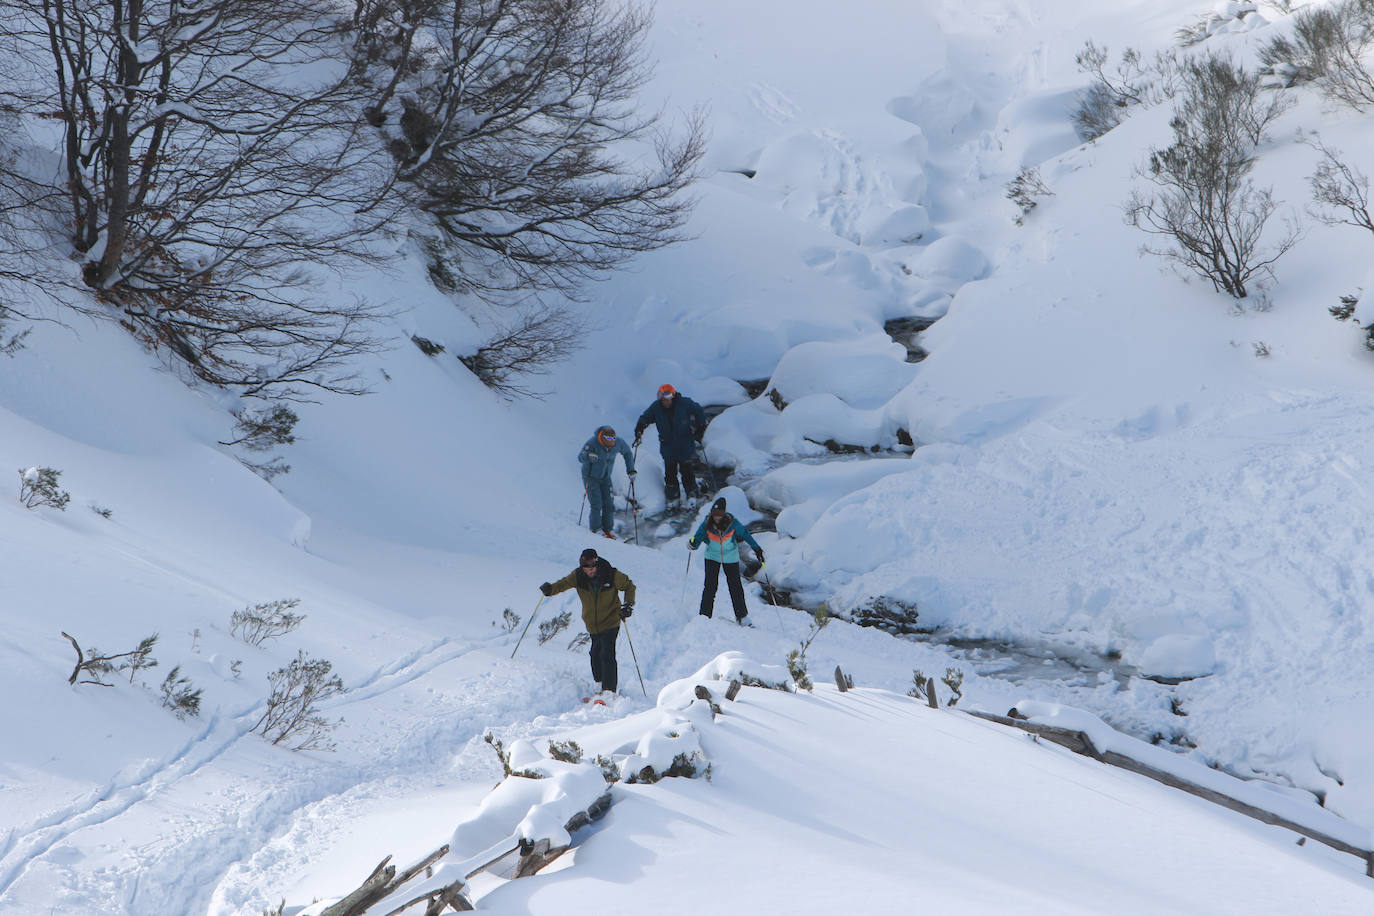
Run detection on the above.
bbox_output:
[0,633,545,914]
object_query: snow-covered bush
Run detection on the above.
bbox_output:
[1006,167,1054,225]
[537,611,572,645]
[230,599,305,647]
[252,652,344,751]
[495,608,521,633]
[547,740,583,764]
[907,669,930,701]
[18,466,70,510]
[159,666,203,719]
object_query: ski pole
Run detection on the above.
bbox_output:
[629,449,640,545]
[622,618,648,697]
[511,595,545,659]
[679,546,693,605]
[578,488,587,526]
[762,566,784,629]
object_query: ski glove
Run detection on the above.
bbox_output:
[688,538,699,550]
[620,604,633,620]
[539,582,553,596]
[756,549,765,565]
[628,470,637,477]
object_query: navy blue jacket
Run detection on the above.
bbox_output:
[635,395,707,460]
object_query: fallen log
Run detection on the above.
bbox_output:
[966,709,1374,878]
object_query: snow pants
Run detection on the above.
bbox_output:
[700,559,748,621]
[664,457,698,503]
[586,476,614,534]
[589,627,619,693]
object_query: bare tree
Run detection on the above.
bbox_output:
[351,0,704,300]
[1308,136,1374,235]
[1125,55,1300,300]
[458,306,581,398]
[0,0,400,398]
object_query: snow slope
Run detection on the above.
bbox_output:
[4,0,1374,913]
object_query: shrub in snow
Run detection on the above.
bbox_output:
[410,334,445,356]
[484,732,546,779]
[18,466,70,510]
[537,610,571,645]
[1259,0,1374,107]
[1072,41,1180,141]
[1328,291,1373,349]
[252,652,344,751]
[495,607,521,633]
[907,669,930,701]
[159,666,203,719]
[594,754,621,784]
[60,631,158,687]
[88,503,113,519]
[1125,53,1298,300]
[785,648,812,691]
[220,404,298,452]
[567,632,591,651]
[941,668,965,707]
[548,740,583,764]
[1307,138,1374,236]
[786,605,831,693]
[1006,167,1054,225]
[220,406,298,481]
[230,599,305,647]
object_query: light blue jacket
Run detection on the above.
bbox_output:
[579,429,635,483]
[690,513,762,565]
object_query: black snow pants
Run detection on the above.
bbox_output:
[700,559,747,621]
[589,627,619,693]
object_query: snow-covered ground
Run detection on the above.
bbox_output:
[5,0,1374,912]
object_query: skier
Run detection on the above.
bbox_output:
[540,548,636,697]
[688,497,764,625]
[633,383,708,509]
[579,425,635,539]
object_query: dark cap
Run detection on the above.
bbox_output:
[580,548,599,565]
[711,498,727,513]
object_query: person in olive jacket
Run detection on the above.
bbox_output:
[689,497,763,624]
[540,548,636,694]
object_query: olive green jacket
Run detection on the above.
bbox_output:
[548,558,636,635]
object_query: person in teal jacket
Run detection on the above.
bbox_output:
[579,425,635,538]
[688,497,764,623]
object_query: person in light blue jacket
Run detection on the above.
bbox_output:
[689,497,763,624]
[579,426,635,538]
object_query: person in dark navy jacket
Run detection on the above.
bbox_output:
[634,383,707,508]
